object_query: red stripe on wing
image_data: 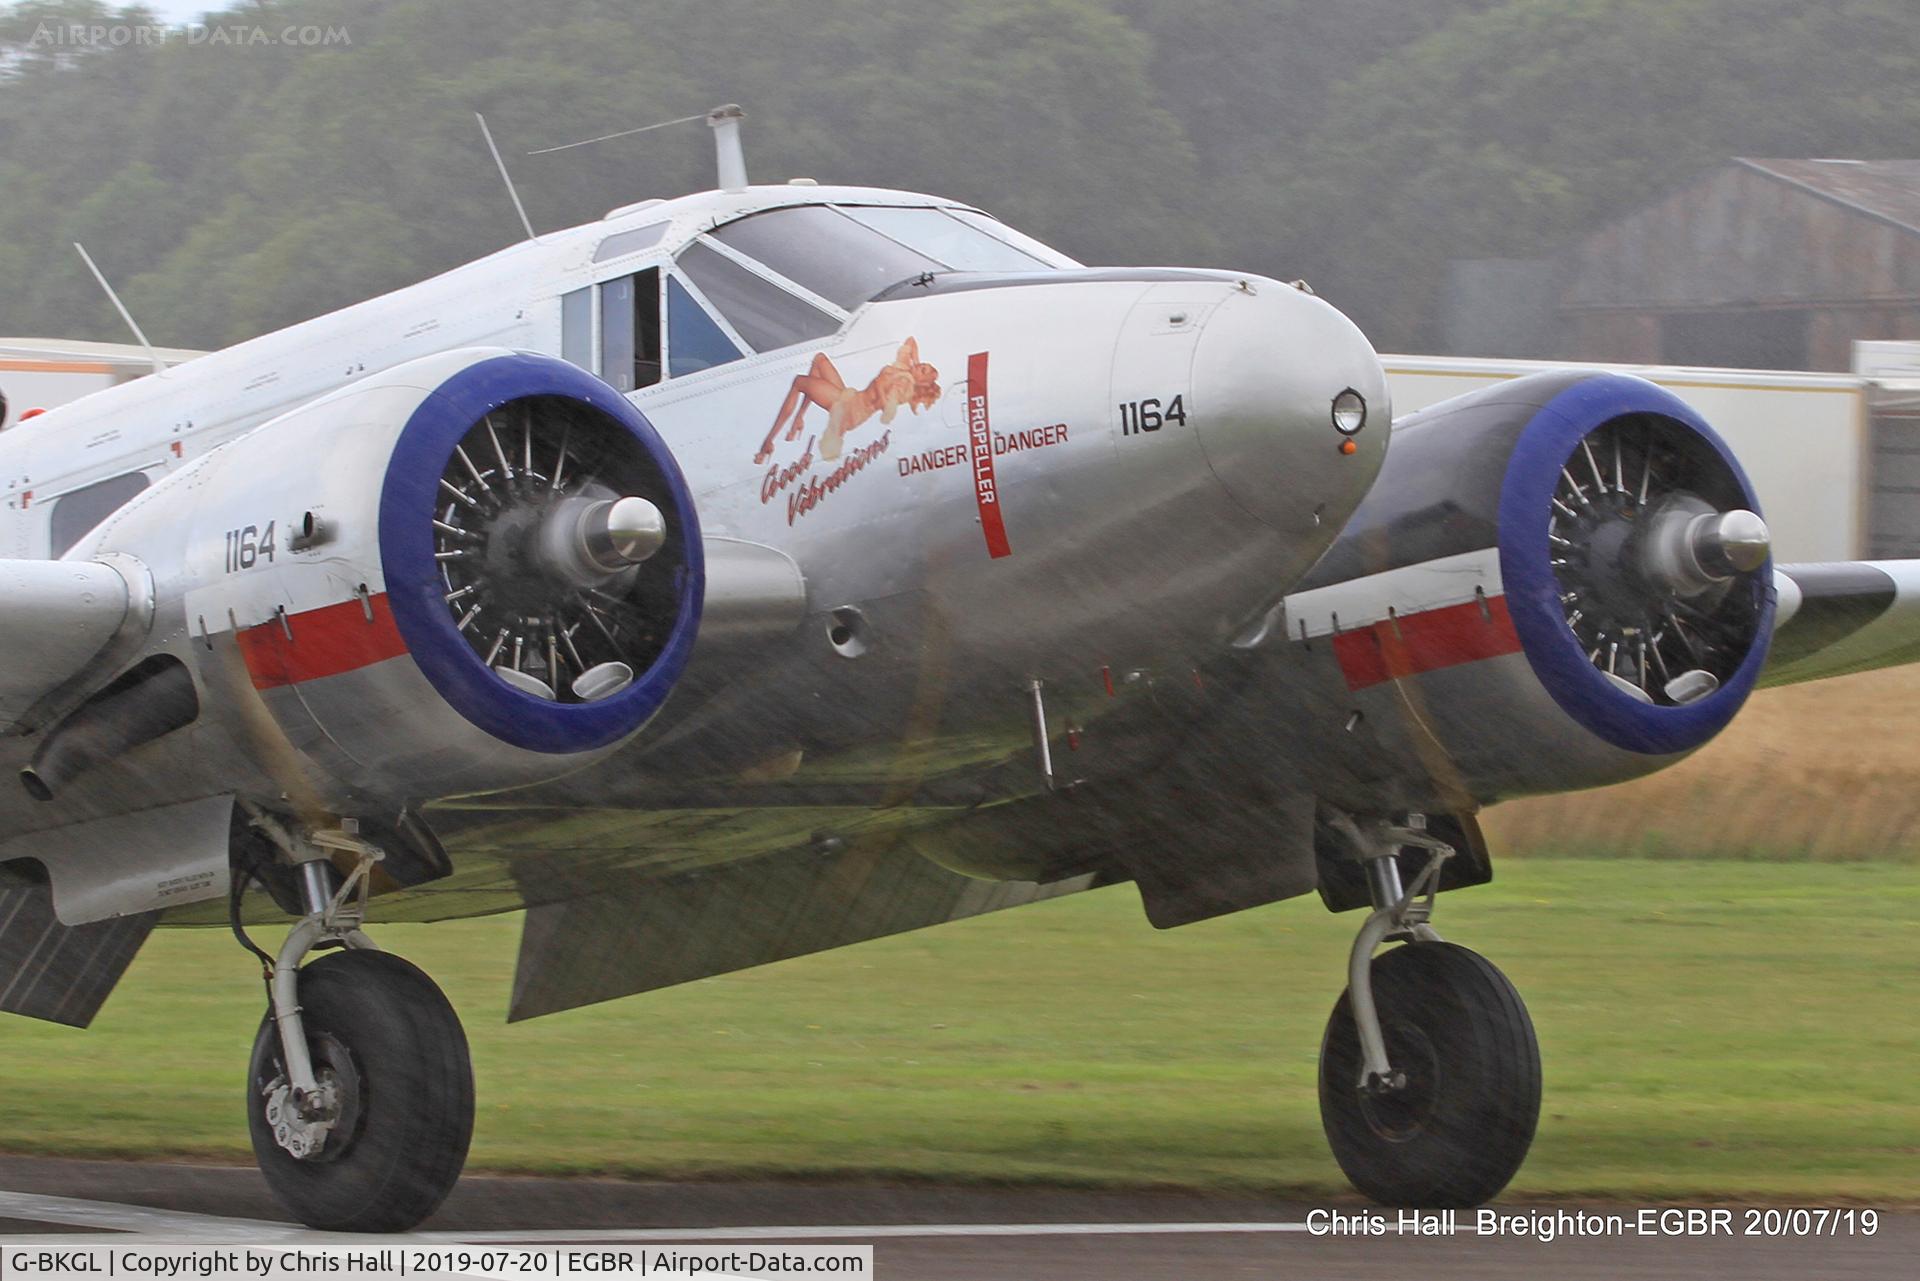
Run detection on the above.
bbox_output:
[1331,595,1522,692]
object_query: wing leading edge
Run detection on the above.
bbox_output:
[1765,561,1920,686]
[0,557,139,731]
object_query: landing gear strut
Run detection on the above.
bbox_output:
[1317,816,1541,1207]
[236,820,473,1232]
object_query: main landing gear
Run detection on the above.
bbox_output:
[233,820,473,1232]
[1317,816,1541,1207]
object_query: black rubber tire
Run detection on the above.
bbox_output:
[1319,941,1540,1207]
[247,949,473,1232]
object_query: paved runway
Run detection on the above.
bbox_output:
[0,1156,1912,1279]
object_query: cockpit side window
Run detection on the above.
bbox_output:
[708,205,943,310]
[677,243,840,352]
[666,276,745,377]
[944,208,1081,267]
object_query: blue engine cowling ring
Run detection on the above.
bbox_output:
[1497,374,1774,757]
[378,352,704,755]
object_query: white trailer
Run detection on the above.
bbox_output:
[0,338,201,432]
[1384,348,1920,562]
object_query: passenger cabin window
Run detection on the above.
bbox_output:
[666,276,744,377]
[50,471,150,558]
[560,287,592,370]
[599,268,662,392]
[678,243,840,352]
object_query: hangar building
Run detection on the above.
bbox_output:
[1558,158,1920,372]
[1443,160,1920,557]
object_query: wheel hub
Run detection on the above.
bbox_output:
[1357,1019,1439,1143]
[264,1075,335,1160]
[262,1031,363,1162]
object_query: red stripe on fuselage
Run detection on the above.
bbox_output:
[237,593,409,690]
[1331,595,1522,692]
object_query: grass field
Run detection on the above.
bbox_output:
[1485,666,1920,862]
[1,859,1915,1203]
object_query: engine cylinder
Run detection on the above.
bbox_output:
[72,348,703,809]
[1494,374,1771,755]
[1280,370,1774,807]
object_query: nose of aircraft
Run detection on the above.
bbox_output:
[1190,282,1389,538]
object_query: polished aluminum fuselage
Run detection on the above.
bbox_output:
[0,185,1390,920]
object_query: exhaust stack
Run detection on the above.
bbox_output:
[708,104,748,191]
[23,656,199,801]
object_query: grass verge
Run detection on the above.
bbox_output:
[1,859,1915,1202]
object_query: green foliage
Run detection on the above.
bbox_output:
[2,0,1919,350]
[1282,0,1920,347]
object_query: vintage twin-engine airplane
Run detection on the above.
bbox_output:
[2,110,1915,1230]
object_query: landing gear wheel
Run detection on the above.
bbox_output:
[247,949,473,1232]
[1319,941,1540,1207]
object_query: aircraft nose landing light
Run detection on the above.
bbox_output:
[1332,388,1368,436]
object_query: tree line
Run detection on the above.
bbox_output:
[3,0,1918,353]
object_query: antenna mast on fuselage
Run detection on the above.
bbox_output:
[475,112,538,242]
[525,105,748,194]
[71,242,164,375]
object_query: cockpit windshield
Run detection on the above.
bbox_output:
[837,206,1051,273]
[707,204,1055,310]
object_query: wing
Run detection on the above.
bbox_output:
[156,789,1118,1022]
[0,558,140,731]
[1765,562,1920,687]
[0,556,142,729]
[0,559,158,1027]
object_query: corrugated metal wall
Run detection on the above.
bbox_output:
[1870,388,1920,556]
[1560,165,1920,372]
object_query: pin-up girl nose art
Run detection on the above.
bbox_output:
[757,338,941,464]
